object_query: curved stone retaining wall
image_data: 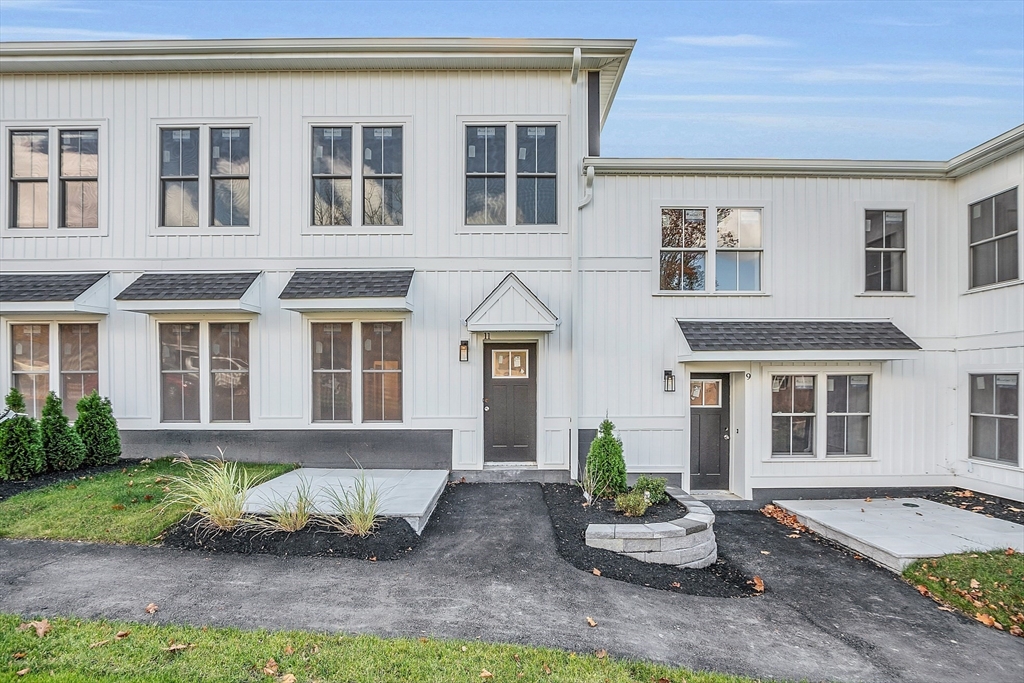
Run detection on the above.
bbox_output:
[584,486,717,569]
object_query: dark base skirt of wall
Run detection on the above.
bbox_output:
[119,429,452,470]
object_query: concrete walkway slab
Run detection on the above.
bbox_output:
[243,468,448,534]
[776,497,1024,571]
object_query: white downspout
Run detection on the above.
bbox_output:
[568,47,582,480]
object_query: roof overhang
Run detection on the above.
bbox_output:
[281,296,412,313]
[115,273,261,314]
[466,273,558,332]
[278,269,414,312]
[0,273,109,314]
[680,349,920,363]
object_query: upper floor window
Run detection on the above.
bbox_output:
[516,125,556,225]
[312,127,353,226]
[9,128,98,230]
[159,126,250,229]
[865,210,906,292]
[659,206,763,293]
[969,187,1018,289]
[362,127,403,226]
[466,126,506,225]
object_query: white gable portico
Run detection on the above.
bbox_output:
[465,273,559,333]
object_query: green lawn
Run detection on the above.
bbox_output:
[0,614,767,683]
[904,550,1024,636]
[0,459,292,545]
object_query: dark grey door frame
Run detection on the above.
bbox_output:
[689,372,731,490]
[483,342,538,462]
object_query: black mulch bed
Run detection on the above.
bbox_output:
[161,514,421,561]
[923,488,1024,526]
[542,483,756,598]
[0,459,144,502]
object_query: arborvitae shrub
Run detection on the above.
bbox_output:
[584,419,627,498]
[75,390,121,466]
[0,387,45,480]
[633,474,668,505]
[41,392,87,472]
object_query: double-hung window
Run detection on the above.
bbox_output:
[969,187,1019,288]
[8,127,99,230]
[311,127,353,226]
[659,206,763,292]
[159,322,250,423]
[309,321,403,423]
[9,322,99,419]
[362,127,403,226]
[865,210,906,292]
[970,374,1019,465]
[771,372,872,458]
[159,126,250,229]
[461,123,558,228]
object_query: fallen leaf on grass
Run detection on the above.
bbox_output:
[145,603,159,614]
[263,658,279,675]
[111,504,125,511]
[115,630,130,641]
[283,645,294,655]
[595,649,607,659]
[417,637,428,644]
[975,613,996,627]
[17,620,50,638]
[480,669,494,679]
[751,576,765,593]
[16,668,29,677]
[970,579,981,589]
[11,653,25,660]
[461,646,468,652]
[542,663,552,674]
[1007,548,1016,556]
[656,678,672,683]
[592,568,601,576]
[916,585,931,597]
[89,640,110,648]
[586,617,597,627]
[279,675,297,683]
[512,653,520,663]
[161,643,192,653]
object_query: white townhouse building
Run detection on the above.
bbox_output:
[0,38,1021,501]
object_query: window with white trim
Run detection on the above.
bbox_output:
[311,127,353,226]
[158,126,250,228]
[659,206,763,292]
[9,322,99,420]
[466,126,506,225]
[970,187,1018,288]
[516,125,556,225]
[309,321,403,423]
[970,373,1019,465]
[159,321,250,423]
[770,372,872,458]
[8,128,99,230]
[362,127,403,226]
[312,322,352,422]
[865,210,906,292]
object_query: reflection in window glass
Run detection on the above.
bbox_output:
[660,208,707,291]
[970,373,1019,465]
[970,188,1019,288]
[516,126,556,224]
[771,375,815,456]
[11,131,49,228]
[312,127,353,226]
[826,375,870,455]
[160,129,199,227]
[210,128,250,227]
[362,322,402,421]
[60,130,99,229]
[209,323,249,422]
[312,323,352,422]
[362,127,403,226]
[59,323,99,420]
[716,208,762,291]
[466,126,507,225]
[11,324,50,418]
[159,323,200,422]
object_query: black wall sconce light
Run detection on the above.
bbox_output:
[664,370,676,392]
[459,340,470,362]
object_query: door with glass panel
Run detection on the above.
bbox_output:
[483,343,537,462]
[689,373,730,490]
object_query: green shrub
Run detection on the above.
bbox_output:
[0,387,45,480]
[75,390,121,466]
[40,392,87,472]
[633,474,668,505]
[615,489,650,517]
[584,419,627,498]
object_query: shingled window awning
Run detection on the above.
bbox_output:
[677,320,920,361]
[0,272,109,313]
[279,270,414,312]
[115,272,261,313]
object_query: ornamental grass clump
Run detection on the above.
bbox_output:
[584,419,627,498]
[322,470,383,537]
[633,474,668,505]
[74,390,121,466]
[248,476,317,534]
[615,489,650,518]
[40,392,87,472]
[0,387,45,481]
[162,450,271,533]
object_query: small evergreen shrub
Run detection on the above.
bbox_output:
[75,390,121,466]
[615,489,650,518]
[40,392,87,472]
[633,474,668,505]
[584,419,627,498]
[0,387,45,480]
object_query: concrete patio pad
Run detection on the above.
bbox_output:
[243,468,448,534]
[775,497,1024,571]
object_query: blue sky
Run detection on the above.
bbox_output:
[1,0,1022,160]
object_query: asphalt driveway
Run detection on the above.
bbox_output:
[1,483,1021,682]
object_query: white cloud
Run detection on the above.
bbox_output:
[791,62,1022,87]
[665,34,793,48]
[618,94,1003,108]
[0,26,188,41]
[0,0,95,12]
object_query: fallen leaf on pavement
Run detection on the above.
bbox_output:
[787,533,800,538]
[480,669,494,679]
[916,585,931,596]
[17,620,50,638]
[760,550,770,555]
[671,581,681,588]
[145,603,159,614]
[865,497,872,502]
[586,617,597,627]
[89,640,110,648]
[975,613,996,627]
[592,568,601,576]
[937,606,955,612]
[263,658,279,675]
[595,649,607,659]
[752,576,765,593]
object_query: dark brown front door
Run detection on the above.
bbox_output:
[689,373,730,490]
[483,342,537,462]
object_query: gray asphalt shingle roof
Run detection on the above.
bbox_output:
[115,272,260,300]
[677,320,920,352]
[0,272,106,302]
[279,270,414,299]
